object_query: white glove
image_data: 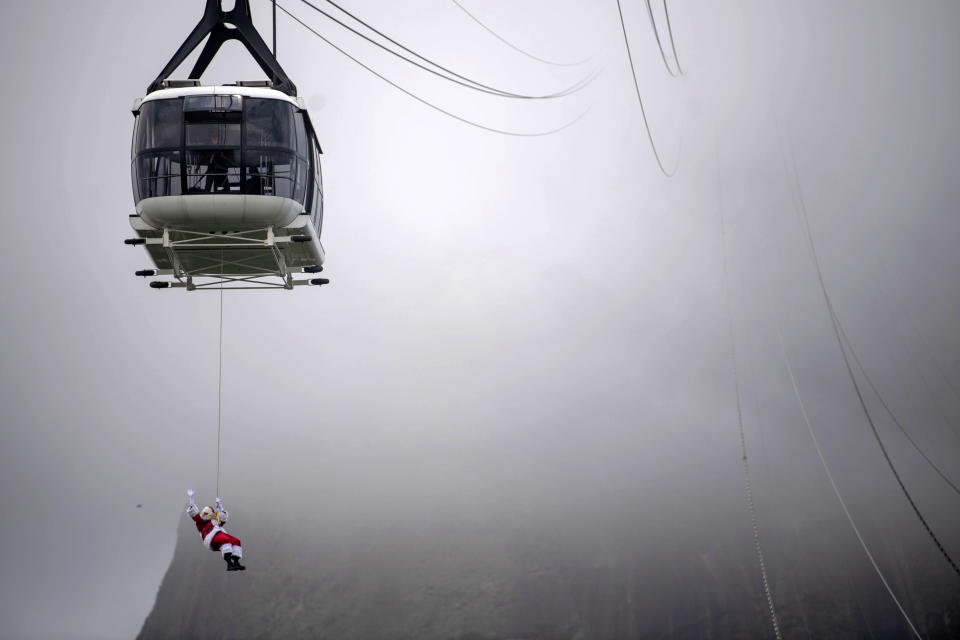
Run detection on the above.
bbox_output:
[187,489,195,498]
[215,498,227,521]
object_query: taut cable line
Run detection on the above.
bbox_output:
[216,251,224,497]
[276,2,590,137]
[776,118,960,579]
[450,0,591,68]
[297,0,595,100]
[776,327,923,640]
[834,317,960,498]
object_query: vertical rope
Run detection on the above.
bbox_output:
[273,0,278,57]
[216,256,224,498]
[716,135,783,639]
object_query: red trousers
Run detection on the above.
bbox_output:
[210,531,242,549]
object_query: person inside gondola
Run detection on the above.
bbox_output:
[204,133,232,193]
[185,489,246,571]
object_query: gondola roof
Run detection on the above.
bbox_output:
[135,84,307,112]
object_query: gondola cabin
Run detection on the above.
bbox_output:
[128,81,325,290]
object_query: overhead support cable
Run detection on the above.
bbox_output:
[715,136,783,640]
[643,0,681,76]
[450,0,591,68]
[835,317,960,498]
[776,120,960,580]
[297,0,597,100]
[615,0,678,177]
[826,291,960,578]
[277,3,590,137]
[776,327,923,640]
[858,256,960,445]
[662,0,684,75]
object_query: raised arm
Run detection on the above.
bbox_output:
[186,489,199,518]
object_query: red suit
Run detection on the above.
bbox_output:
[191,513,243,558]
[185,495,243,562]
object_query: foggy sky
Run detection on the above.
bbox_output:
[1,1,959,638]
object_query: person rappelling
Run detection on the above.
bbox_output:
[185,489,246,571]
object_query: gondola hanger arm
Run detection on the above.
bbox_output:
[147,0,297,96]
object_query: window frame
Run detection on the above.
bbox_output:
[133,95,311,208]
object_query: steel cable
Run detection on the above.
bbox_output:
[298,0,596,99]
[643,0,680,77]
[776,327,923,640]
[615,0,678,177]
[277,3,589,137]
[450,0,590,68]
[835,317,960,497]
[825,292,960,578]
[662,0,684,75]
[216,257,224,497]
[777,120,960,580]
[858,256,960,444]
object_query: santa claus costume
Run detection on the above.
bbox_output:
[186,490,246,571]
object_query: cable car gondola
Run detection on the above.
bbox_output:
[126,0,327,290]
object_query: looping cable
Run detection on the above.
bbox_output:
[298,0,595,100]
[615,0,679,177]
[277,2,591,137]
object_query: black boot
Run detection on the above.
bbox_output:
[230,555,246,571]
[224,552,238,571]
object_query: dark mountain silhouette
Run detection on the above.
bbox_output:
[139,495,959,639]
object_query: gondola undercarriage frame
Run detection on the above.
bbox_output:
[128,214,326,290]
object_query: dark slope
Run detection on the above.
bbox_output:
[139,500,960,640]
[139,512,584,640]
